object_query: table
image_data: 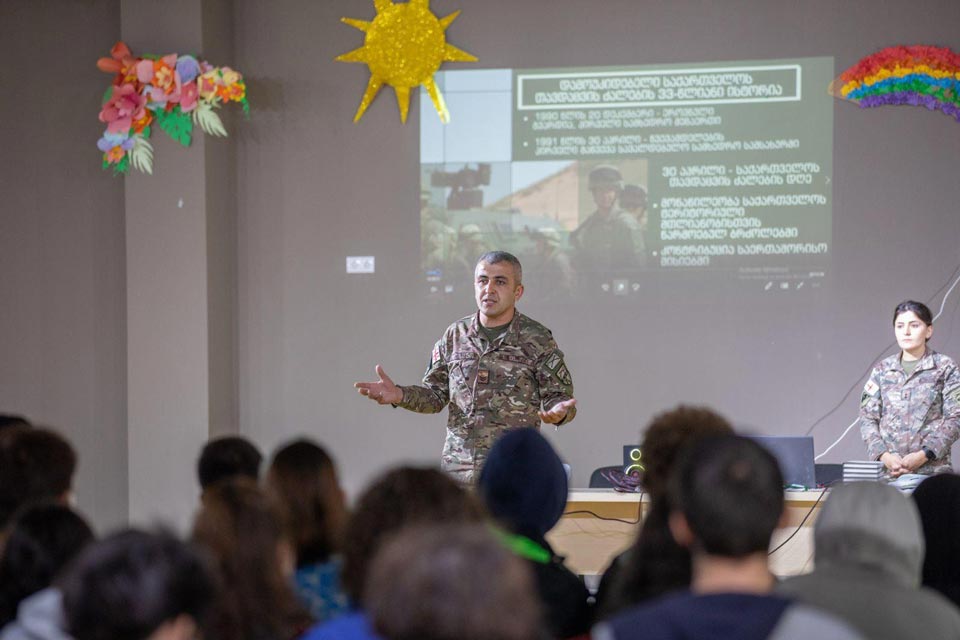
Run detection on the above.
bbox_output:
[546,488,826,577]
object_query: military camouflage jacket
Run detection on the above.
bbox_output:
[859,349,960,474]
[397,311,576,483]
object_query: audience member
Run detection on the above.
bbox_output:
[595,435,860,640]
[778,481,960,639]
[366,524,541,640]
[192,478,311,640]
[597,406,733,618]
[61,529,214,640]
[0,415,30,432]
[477,427,593,639]
[0,504,94,630]
[196,436,263,494]
[0,427,76,531]
[913,473,960,607]
[266,439,350,621]
[301,466,485,640]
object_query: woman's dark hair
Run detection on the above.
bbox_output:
[893,300,934,327]
[267,439,347,566]
[62,529,214,640]
[340,467,485,605]
[912,473,960,608]
[0,503,94,627]
[367,524,539,640]
[597,405,733,619]
[191,478,311,640]
[0,426,77,529]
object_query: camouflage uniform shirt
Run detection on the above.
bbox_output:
[859,348,960,474]
[397,311,576,483]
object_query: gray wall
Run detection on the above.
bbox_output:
[3,0,960,527]
[0,0,127,531]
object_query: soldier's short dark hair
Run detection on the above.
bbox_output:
[893,300,934,327]
[669,435,784,557]
[197,436,263,490]
[477,251,522,284]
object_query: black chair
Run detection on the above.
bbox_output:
[588,465,624,488]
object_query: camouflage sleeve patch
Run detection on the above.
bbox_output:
[861,378,880,406]
[556,364,572,386]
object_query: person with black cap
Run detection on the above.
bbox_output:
[478,427,593,639]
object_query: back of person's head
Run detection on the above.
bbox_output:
[341,466,484,606]
[266,438,346,566]
[913,473,960,606]
[196,436,262,491]
[0,414,31,431]
[669,435,784,557]
[814,481,924,585]
[639,405,734,502]
[61,529,214,640]
[477,427,567,541]
[366,524,540,640]
[0,426,77,529]
[0,503,94,627]
[191,478,309,640]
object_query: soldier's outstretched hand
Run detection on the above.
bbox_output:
[539,398,577,425]
[355,365,403,405]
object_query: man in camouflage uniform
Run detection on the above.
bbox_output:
[569,165,644,274]
[859,348,960,475]
[355,251,577,483]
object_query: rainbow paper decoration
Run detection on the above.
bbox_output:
[830,45,960,122]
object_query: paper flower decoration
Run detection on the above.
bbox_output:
[96,41,249,175]
[336,0,477,123]
[830,45,960,122]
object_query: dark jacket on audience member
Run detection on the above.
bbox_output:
[478,428,593,639]
[912,472,960,608]
[777,482,960,640]
[593,592,862,640]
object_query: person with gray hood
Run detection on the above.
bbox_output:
[777,481,960,639]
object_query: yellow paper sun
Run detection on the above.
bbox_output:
[336,0,477,123]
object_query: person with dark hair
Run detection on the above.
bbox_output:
[477,427,592,639]
[0,427,77,530]
[266,438,350,621]
[301,466,485,640]
[355,251,577,483]
[366,524,541,640]
[60,529,214,640]
[913,473,960,607]
[596,405,734,618]
[192,478,311,640]
[0,415,30,431]
[596,436,861,640]
[0,504,94,637]
[778,482,960,639]
[860,299,960,476]
[196,436,263,492]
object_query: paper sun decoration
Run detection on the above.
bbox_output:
[336,0,477,123]
[830,45,960,122]
[96,41,249,175]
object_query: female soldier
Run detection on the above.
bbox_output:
[860,300,960,476]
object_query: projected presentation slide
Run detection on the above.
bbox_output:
[420,57,833,299]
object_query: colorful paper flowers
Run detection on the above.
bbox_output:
[336,0,477,124]
[96,41,249,175]
[831,45,960,122]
